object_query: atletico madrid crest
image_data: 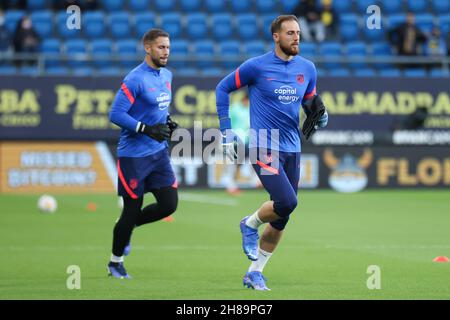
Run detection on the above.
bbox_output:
[296,74,304,84]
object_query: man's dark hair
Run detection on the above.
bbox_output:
[142,28,169,44]
[270,15,299,34]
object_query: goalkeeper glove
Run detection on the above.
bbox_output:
[166,114,179,137]
[302,94,327,140]
[137,122,170,142]
[221,129,239,162]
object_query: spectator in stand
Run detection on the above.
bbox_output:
[388,12,427,56]
[425,27,446,57]
[293,0,325,42]
[321,0,337,39]
[13,15,40,66]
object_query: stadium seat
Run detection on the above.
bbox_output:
[387,14,406,29]
[116,40,138,69]
[328,69,351,77]
[135,12,156,38]
[19,66,39,75]
[97,67,122,75]
[432,0,450,13]
[219,40,241,69]
[102,0,123,11]
[244,41,266,58]
[4,10,25,33]
[356,0,378,13]
[109,12,132,39]
[316,68,327,77]
[236,14,259,40]
[281,0,299,12]
[354,68,376,77]
[230,0,251,12]
[439,14,450,35]
[128,0,149,11]
[186,13,207,40]
[83,11,106,39]
[371,42,393,70]
[299,42,316,58]
[57,11,81,39]
[318,41,342,69]
[41,38,61,67]
[363,25,386,42]
[205,0,226,12]
[415,14,436,33]
[176,68,197,76]
[429,68,449,77]
[255,0,276,14]
[378,69,402,77]
[382,0,402,14]
[261,14,279,41]
[65,39,88,68]
[0,65,17,75]
[193,40,215,69]
[346,41,368,70]
[170,40,189,69]
[31,11,53,38]
[161,13,182,39]
[72,66,94,76]
[331,1,353,14]
[407,0,427,13]
[339,14,360,41]
[27,0,48,11]
[211,14,233,41]
[201,68,223,76]
[154,0,176,12]
[91,39,113,68]
[403,69,427,77]
[180,0,201,12]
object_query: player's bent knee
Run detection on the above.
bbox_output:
[270,216,289,231]
[274,196,298,217]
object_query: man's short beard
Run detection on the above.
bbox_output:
[279,42,298,56]
[151,56,166,68]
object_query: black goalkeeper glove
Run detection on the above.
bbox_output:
[301,94,326,140]
[137,122,171,142]
[166,114,179,137]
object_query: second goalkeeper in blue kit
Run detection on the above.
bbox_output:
[216,15,328,290]
[107,29,179,279]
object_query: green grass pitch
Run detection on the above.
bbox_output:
[0,190,449,300]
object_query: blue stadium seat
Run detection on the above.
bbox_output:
[27,0,48,10]
[170,40,189,69]
[363,25,386,42]
[354,68,376,77]
[73,66,94,76]
[300,42,316,58]
[211,14,233,41]
[378,69,402,77]
[332,1,353,13]
[186,13,207,40]
[281,0,300,12]
[116,40,138,68]
[339,14,360,41]
[371,42,393,69]
[316,68,327,77]
[439,14,450,35]
[236,14,259,40]
[387,14,406,29]
[65,39,88,68]
[109,12,132,39]
[41,38,61,67]
[244,41,266,58]
[161,13,182,39]
[407,0,427,13]
[193,40,215,69]
[429,68,449,77]
[201,68,223,76]
[176,68,197,76]
[219,40,241,69]
[4,10,25,33]
[135,12,156,38]
[46,66,70,75]
[432,0,450,13]
[328,69,351,77]
[415,14,435,33]
[102,0,123,11]
[255,0,276,13]
[346,41,368,69]
[230,0,251,12]
[382,0,402,14]
[180,0,201,12]
[0,66,17,75]
[57,11,81,39]
[31,11,53,38]
[318,41,342,69]
[91,39,113,68]
[261,14,278,41]
[97,67,122,75]
[128,0,149,11]
[19,66,39,76]
[356,0,378,13]
[154,0,176,12]
[205,0,226,12]
[83,11,106,39]
[404,68,427,77]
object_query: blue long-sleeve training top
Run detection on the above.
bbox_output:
[109,61,172,157]
[216,51,317,152]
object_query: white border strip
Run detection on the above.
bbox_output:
[95,141,117,191]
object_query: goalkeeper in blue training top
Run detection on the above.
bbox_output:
[216,15,328,290]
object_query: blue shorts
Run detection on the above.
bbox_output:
[250,148,301,230]
[117,148,177,199]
